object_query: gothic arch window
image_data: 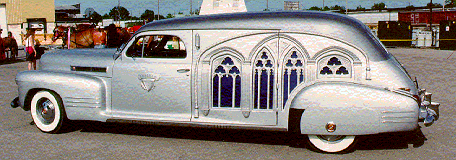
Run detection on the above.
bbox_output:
[253,49,274,110]
[317,55,352,79]
[212,56,241,108]
[282,49,305,108]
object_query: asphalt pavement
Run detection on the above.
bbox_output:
[0,48,455,159]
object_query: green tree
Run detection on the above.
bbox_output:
[330,5,345,14]
[102,13,111,19]
[166,13,175,18]
[330,5,345,10]
[192,8,200,15]
[371,2,386,11]
[322,6,330,11]
[141,9,155,22]
[109,6,130,21]
[130,16,140,20]
[308,6,321,11]
[427,2,443,8]
[405,5,415,10]
[155,14,165,20]
[356,5,365,11]
[446,0,455,7]
[89,11,102,24]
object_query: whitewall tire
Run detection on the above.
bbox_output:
[308,135,356,153]
[30,91,67,133]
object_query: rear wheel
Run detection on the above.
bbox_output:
[30,91,67,133]
[308,135,357,153]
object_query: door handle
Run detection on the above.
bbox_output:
[177,69,190,73]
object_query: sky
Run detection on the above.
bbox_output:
[54,0,445,17]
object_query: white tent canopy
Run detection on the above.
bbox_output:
[199,0,247,15]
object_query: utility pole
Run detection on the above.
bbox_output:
[158,0,160,20]
[190,0,193,15]
[117,0,121,24]
[345,0,348,14]
[430,0,434,46]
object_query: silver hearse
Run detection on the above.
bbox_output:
[12,11,439,153]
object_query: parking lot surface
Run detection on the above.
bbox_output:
[0,48,455,159]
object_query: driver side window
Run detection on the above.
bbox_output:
[126,35,187,58]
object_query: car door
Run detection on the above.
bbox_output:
[111,30,193,122]
[192,30,280,126]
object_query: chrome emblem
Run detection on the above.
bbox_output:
[325,122,336,132]
[138,74,160,92]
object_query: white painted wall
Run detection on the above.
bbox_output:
[348,11,398,24]
[0,4,7,37]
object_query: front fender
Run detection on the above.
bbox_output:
[16,70,109,121]
[288,82,419,135]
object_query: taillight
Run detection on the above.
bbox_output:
[413,94,421,105]
[398,87,411,91]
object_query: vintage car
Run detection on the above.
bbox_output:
[11,11,439,153]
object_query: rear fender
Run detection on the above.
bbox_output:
[288,82,419,135]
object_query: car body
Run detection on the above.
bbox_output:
[12,11,440,153]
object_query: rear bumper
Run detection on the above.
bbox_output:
[418,90,440,127]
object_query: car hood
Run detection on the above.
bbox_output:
[39,48,118,77]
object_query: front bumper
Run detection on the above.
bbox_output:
[418,89,440,127]
[11,97,20,108]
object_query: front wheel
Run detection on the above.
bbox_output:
[308,135,357,153]
[30,91,67,133]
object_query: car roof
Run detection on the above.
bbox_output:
[139,11,367,36]
[137,11,389,61]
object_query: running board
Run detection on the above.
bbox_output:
[106,118,287,132]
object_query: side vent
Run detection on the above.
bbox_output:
[71,66,107,73]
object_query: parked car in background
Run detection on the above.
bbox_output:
[11,11,440,153]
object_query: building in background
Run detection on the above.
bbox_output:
[55,3,90,26]
[55,3,82,20]
[0,3,6,37]
[200,0,247,15]
[399,8,456,26]
[0,0,55,46]
[398,8,456,47]
[348,9,400,36]
[348,7,456,48]
[284,1,299,11]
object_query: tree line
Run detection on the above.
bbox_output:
[86,0,456,24]
[86,6,200,25]
[307,1,455,13]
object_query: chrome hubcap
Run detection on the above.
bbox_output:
[317,135,346,142]
[36,98,55,124]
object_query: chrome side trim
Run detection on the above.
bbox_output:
[381,111,416,123]
[64,97,101,108]
[66,105,100,108]
[107,118,287,132]
[381,121,415,123]
[381,111,415,113]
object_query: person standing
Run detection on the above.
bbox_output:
[0,29,5,60]
[24,28,37,70]
[6,31,18,60]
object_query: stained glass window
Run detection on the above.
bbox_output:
[318,55,351,78]
[212,57,241,108]
[253,51,274,110]
[282,50,305,108]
